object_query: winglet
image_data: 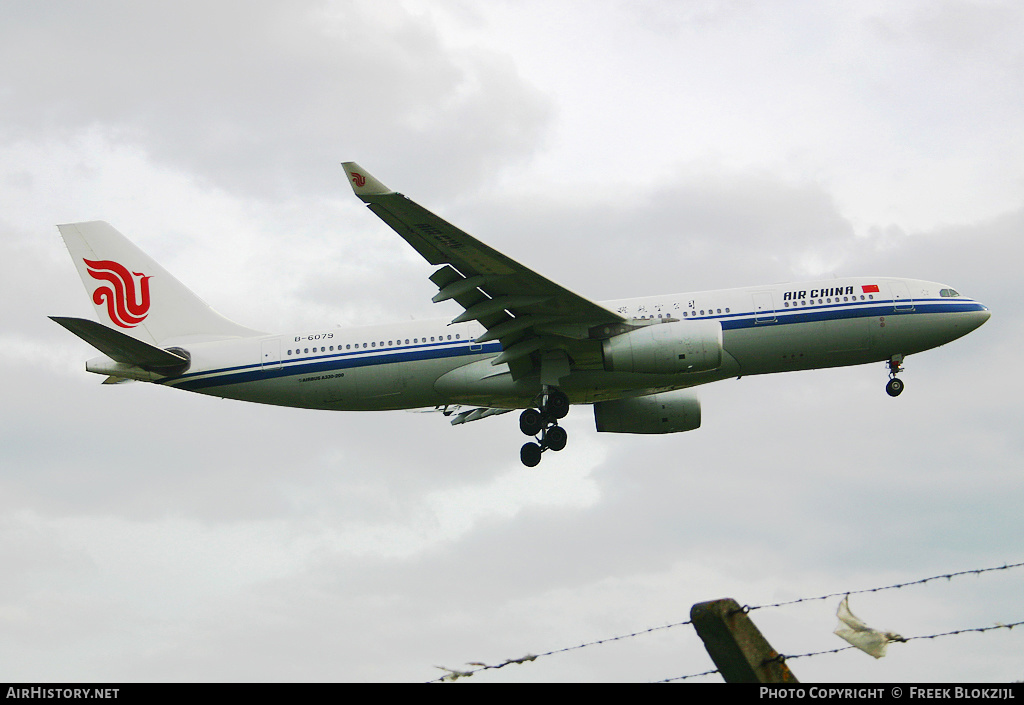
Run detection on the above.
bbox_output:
[342,162,394,198]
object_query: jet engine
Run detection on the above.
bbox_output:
[602,320,722,374]
[593,390,701,434]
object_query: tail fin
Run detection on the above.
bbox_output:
[56,221,263,345]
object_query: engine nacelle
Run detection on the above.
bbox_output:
[602,320,722,374]
[593,390,701,434]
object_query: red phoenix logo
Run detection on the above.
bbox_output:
[351,171,366,188]
[84,259,152,328]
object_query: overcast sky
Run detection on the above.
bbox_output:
[2,0,1022,683]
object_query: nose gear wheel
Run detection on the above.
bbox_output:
[885,356,905,397]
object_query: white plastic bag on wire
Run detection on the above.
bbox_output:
[833,595,904,658]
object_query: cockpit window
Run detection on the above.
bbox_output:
[939,288,961,297]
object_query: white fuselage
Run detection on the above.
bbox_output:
[149,276,990,412]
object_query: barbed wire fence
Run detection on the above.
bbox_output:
[429,560,1024,683]
[657,618,1024,683]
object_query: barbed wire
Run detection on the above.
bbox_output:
[655,614,1024,684]
[430,560,1023,682]
[743,561,1024,613]
[900,619,1024,645]
[429,617,695,682]
[655,667,721,683]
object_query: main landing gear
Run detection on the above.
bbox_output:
[519,387,570,467]
[885,355,905,397]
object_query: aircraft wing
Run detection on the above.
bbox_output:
[342,162,625,381]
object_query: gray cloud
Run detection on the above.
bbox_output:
[437,170,859,301]
[0,1,552,200]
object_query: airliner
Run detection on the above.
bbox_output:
[51,163,991,466]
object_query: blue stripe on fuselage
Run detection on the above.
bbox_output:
[163,340,503,391]
[714,298,986,330]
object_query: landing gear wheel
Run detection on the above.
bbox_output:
[543,425,567,452]
[520,442,542,467]
[544,389,570,420]
[886,378,904,397]
[519,408,544,436]
[518,387,571,465]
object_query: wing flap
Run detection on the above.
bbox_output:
[450,407,513,425]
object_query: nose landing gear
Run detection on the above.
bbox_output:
[518,387,569,467]
[885,355,904,397]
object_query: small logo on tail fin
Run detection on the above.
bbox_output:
[84,259,152,328]
[351,172,366,188]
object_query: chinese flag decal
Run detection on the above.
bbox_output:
[861,284,880,294]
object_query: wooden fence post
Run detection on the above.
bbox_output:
[691,597,799,683]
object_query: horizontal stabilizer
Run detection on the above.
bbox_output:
[50,316,189,373]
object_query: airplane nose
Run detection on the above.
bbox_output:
[969,305,991,331]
